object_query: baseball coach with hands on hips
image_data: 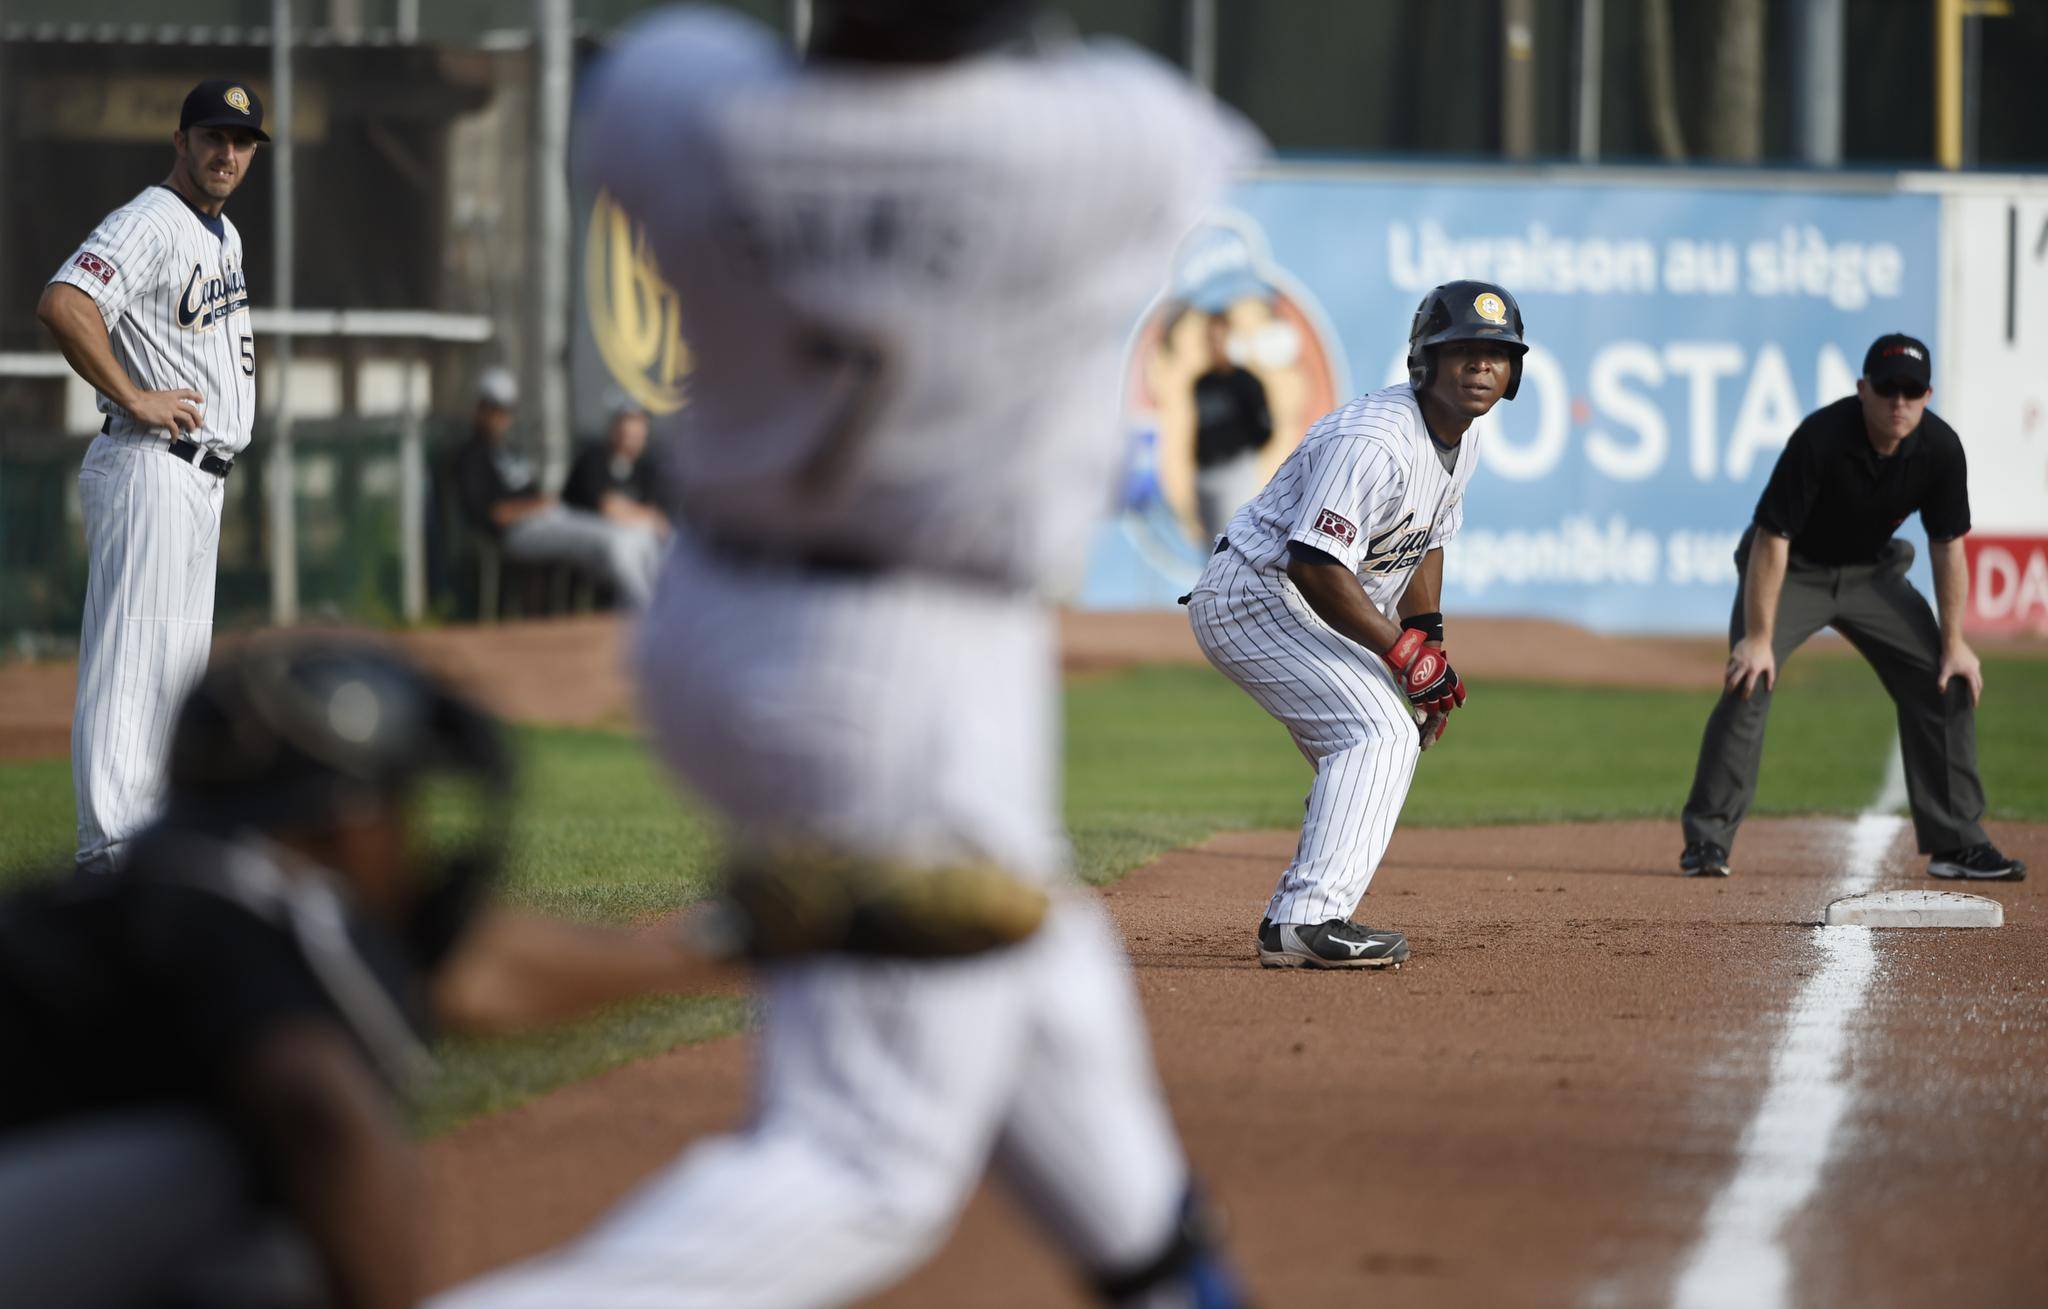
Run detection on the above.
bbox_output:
[1679,333,2024,884]
[36,79,267,877]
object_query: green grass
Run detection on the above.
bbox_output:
[412,994,752,1139]
[3,653,2043,1134]
[1063,653,2048,862]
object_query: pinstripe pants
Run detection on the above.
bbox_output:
[1187,546,1421,926]
[71,434,224,872]
[431,540,1189,1307]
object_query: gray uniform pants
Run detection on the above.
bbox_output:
[0,1110,321,1307]
[1682,528,1988,856]
[502,504,662,607]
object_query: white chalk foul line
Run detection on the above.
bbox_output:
[1875,738,1908,816]
[1668,803,1907,1309]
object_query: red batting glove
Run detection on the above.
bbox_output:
[1384,628,1465,716]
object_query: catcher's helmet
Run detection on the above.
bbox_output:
[1406,280,1529,401]
[166,641,513,967]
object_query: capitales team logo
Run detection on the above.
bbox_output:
[176,260,249,331]
[1473,291,1508,325]
[1363,510,1431,576]
[585,189,691,415]
[224,87,251,115]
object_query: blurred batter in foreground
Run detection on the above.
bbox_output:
[432,1,1258,1306]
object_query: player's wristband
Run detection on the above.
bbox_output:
[1383,626,1427,673]
[1401,611,1444,645]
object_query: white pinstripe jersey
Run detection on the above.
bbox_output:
[50,186,256,458]
[1221,383,1477,618]
[576,8,1258,594]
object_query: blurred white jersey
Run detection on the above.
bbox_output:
[1220,383,1477,621]
[432,14,1260,1309]
[576,8,1257,595]
[50,186,255,458]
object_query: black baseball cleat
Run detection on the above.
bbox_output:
[1680,841,1732,878]
[1257,917,1408,969]
[1926,843,2026,881]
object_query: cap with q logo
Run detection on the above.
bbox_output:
[179,80,271,142]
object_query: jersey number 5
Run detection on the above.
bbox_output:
[794,326,891,497]
[239,334,254,378]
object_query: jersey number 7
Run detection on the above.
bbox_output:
[794,325,891,497]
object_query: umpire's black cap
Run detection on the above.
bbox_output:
[180,80,271,143]
[1862,333,1931,390]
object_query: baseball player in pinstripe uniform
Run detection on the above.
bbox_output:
[1186,281,1527,969]
[35,81,263,876]
[432,3,1257,1306]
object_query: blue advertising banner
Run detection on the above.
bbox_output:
[1084,174,1942,633]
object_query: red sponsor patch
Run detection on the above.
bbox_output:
[73,251,116,285]
[1312,508,1358,546]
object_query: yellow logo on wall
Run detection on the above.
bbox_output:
[585,190,690,414]
[1473,291,1508,325]
[225,87,251,114]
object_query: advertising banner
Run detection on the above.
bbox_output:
[1934,190,2048,636]
[1087,175,1944,634]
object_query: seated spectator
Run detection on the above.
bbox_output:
[564,398,671,540]
[450,368,661,608]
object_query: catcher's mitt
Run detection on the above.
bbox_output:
[689,843,1050,961]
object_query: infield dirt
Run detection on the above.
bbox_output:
[425,816,2047,1307]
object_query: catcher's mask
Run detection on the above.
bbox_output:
[165,641,513,970]
[1406,279,1529,401]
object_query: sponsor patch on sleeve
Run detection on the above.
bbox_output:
[1312,508,1358,546]
[72,251,117,286]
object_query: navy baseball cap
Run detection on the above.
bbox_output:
[180,80,270,142]
[1862,333,1931,389]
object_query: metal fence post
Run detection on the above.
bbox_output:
[269,0,300,626]
[400,350,426,624]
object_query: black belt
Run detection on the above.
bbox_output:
[695,533,1031,592]
[166,437,234,478]
[698,534,889,578]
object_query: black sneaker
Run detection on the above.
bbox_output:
[1256,916,1408,969]
[1927,844,2027,881]
[1680,841,1732,878]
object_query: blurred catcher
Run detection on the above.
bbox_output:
[0,641,728,1309]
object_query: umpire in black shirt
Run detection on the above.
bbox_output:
[1680,333,2023,883]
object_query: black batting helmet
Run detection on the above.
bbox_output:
[1406,280,1529,401]
[812,0,1041,60]
[166,640,513,967]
